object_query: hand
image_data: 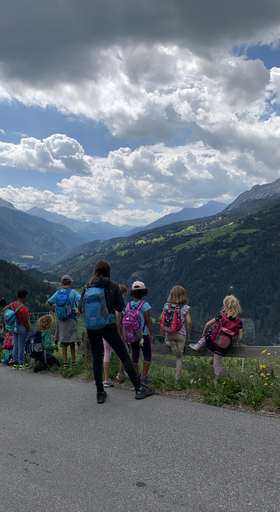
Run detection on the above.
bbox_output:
[151,334,155,344]
[186,333,190,339]
[75,311,81,318]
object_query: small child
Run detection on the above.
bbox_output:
[1,331,14,365]
[103,285,129,387]
[126,281,155,384]
[160,286,192,383]
[46,275,81,369]
[190,295,243,383]
[32,315,60,373]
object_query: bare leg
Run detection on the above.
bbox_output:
[119,360,125,375]
[142,361,150,378]
[133,364,139,376]
[62,346,67,363]
[103,361,110,381]
[70,344,76,362]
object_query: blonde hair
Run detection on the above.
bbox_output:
[38,314,53,331]
[167,286,188,305]
[223,295,241,318]
[119,284,128,294]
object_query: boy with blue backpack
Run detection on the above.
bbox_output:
[46,275,81,369]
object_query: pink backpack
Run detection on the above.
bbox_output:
[122,301,145,343]
[211,312,241,349]
[160,304,184,333]
[3,332,14,350]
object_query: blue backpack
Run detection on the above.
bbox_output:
[83,285,116,330]
[55,289,73,320]
[4,303,24,333]
[26,329,56,358]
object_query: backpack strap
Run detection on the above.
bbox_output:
[13,303,25,325]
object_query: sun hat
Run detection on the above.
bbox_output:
[132,281,146,290]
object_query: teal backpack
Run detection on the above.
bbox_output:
[4,303,24,333]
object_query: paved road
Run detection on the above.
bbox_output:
[0,365,279,512]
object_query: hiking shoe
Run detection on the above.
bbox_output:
[97,391,107,404]
[13,364,19,370]
[33,361,47,373]
[135,384,155,400]
[140,375,151,384]
[103,380,113,388]
[168,340,182,358]
[189,343,201,352]
[18,364,27,371]
[116,372,128,381]
[63,363,69,370]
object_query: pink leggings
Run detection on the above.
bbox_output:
[198,337,222,377]
[103,338,128,363]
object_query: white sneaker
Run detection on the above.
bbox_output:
[189,343,201,352]
[103,380,113,388]
[116,372,128,381]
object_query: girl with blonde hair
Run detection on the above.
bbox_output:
[160,285,192,383]
[190,295,243,383]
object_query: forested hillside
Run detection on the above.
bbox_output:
[0,260,56,312]
[50,198,280,343]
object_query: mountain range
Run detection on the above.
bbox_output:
[0,178,279,272]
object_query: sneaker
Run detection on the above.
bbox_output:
[140,375,151,384]
[168,340,182,358]
[13,364,19,370]
[18,364,27,371]
[63,363,69,370]
[72,361,77,366]
[189,343,201,352]
[135,384,155,400]
[97,391,107,404]
[103,380,113,388]
[116,372,128,381]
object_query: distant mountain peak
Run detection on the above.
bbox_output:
[224,178,280,212]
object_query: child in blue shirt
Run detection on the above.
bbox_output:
[46,275,81,369]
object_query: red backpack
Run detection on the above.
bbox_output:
[211,312,241,350]
[160,304,184,333]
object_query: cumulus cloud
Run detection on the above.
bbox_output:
[0,134,279,225]
[0,134,90,175]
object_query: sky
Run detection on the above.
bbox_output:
[0,0,279,227]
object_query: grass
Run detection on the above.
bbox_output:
[20,339,280,412]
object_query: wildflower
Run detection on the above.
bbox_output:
[266,378,269,380]
[259,364,266,369]
[266,373,270,376]
[267,353,271,356]
[264,383,268,386]
[223,382,226,385]
[271,384,274,386]
[261,350,267,354]
[249,375,254,378]
[260,373,266,377]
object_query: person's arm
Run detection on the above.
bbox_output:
[233,328,243,344]
[46,301,56,313]
[23,316,31,332]
[202,317,216,337]
[144,310,155,343]
[116,311,123,338]
[114,285,125,313]
[185,310,192,339]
